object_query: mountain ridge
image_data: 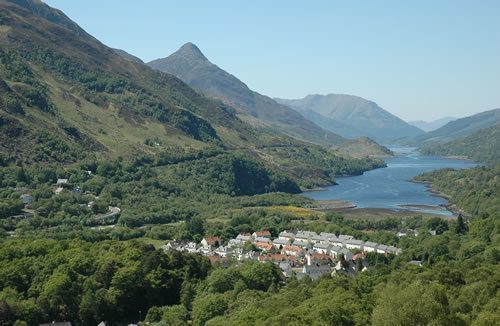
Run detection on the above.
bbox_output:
[147,42,346,147]
[275,94,424,144]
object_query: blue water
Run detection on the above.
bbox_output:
[303,147,477,216]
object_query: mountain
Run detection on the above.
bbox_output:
[0,0,385,189]
[275,94,424,144]
[420,124,500,165]
[146,43,345,147]
[112,48,144,64]
[408,108,500,146]
[408,117,456,132]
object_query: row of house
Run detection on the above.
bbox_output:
[163,229,402,279]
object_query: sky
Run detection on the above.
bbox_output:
[44,0,500,121]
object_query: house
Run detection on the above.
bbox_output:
[329,246,344,259]
[201,236,220,248]
[272,238,290,248]
[311,253,333,265]
[56,178,68,185]
[282,245,304,256]
[254,236,272,244]
[302,263,332,280]
[312,234,329,244]
[376,244,388,254]
[255,242,273,252]
[293,240,310,249]
[279,262,293,277]
[215,246,230,257]
[345,239,364,250]
[228,239,244,248]
[258,254,296,264]
[387,246,402,255]
[332,259,356,277]
[20,194,33,205]
[294,231,316,241]
[278,231,295,240]
[54,187,64,194]
[339,248,353,261]
[236,233,252,242]
[363,241,378,253]
[252,230,271,238]
[312,242,331,255]
[352,252,366,261]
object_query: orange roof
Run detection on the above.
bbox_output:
[255,242,273,251]
[203,236,220,245]
[282,245,303,252]
[353,252,366,261]
[312,253,332,261]
[259,254,297,262]
[254,230,271,236]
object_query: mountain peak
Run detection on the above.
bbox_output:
[175,42,207,61]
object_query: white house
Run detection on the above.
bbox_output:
[56,178,68,185]
[345,239,364,250]
[376,244,388,254]
[329,246,345,259]
[254,236,272,244]
[278,231,295,240]
[236,234,252,242]
[272,238,290,248]
[363,241,378,253]
[293,240,310,249]
[313,243,331,255]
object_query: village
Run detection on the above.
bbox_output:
[162,230,403,279]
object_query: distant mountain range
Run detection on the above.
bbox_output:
[275,94,424,144]
[406,108,500,146]
[146,43,345,147]
[408,117,456,132]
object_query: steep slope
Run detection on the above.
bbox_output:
[0,0,271,162]
[112,48,144,64]
[0,0,385,189]
[276,94,424,143]
[408,108,500,146]
[146,43,344,147]
[408,117,456,132]
[420,124,500,165]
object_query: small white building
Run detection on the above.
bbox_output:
[345,239,364,250]
[272,238,290,248]
[56,178,68,185]
[254,236,272,244]
[293,240,310,249]
[363,241,378,253]
[376,244,388,254]
[278,231,295,240]
[313,243,331,255]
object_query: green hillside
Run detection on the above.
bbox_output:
[405,108,500,146]
[0,0,383,189]
[420,124,500,166]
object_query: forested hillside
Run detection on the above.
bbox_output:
[1,165,498,325]
[420,124,500,166]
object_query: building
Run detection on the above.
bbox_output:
[282,245,304,256]
[293,240,310,249]
[329,246,344,259]
[201,236,220,248]
[345,239,364,250]
[255,242,273,252]
[252,230,271,238]
[236,233,252,242]
[272,238,290,248]
[312,242,331,255]
[363,241,378,253]
[278,231,295,240]
[56,178,68,185]
[254,236,272,244]
[376,244,388,254]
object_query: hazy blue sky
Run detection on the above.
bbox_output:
[45,0,500,121]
